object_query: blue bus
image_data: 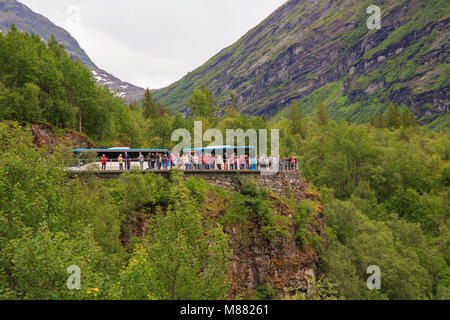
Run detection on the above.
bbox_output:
[68,148,171,169]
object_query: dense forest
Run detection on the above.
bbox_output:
[0,28,448,300]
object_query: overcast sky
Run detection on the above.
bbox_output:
[20,0,287,89]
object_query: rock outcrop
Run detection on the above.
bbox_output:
[30,122,96,152]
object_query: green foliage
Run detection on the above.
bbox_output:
[321,199,433,300]
[2,225,105,300]
[386,104,402,129]
[142,89,158,120]
[442,165,450,186]
[289,101,305,138]
[315,102,329,127]
[256,284,277,300]
[294,200,315,246]
[285,277,340,300]
[187,85,217,118]
[286,116,449,300]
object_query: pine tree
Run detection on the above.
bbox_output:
[142,88,157,119]
[376,113,385,128]
[316,102,329,127]
[229,92,237,110]
[289,101,305,138]
[402,109,417,128]
[386,104,402,129]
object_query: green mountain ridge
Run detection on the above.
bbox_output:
[153,0,449,129]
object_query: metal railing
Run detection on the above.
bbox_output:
[63,158,299,172]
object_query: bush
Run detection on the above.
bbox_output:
[441,165,450,186]
[256,284,277,300]
[294,200,315,246]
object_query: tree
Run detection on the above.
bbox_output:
[229,92,237,110]
[21,83,41,122]
[142,88,157,119]
[402,109,417,128]
[141,172,231,300]
[289,101,305,138]
[386,104,402,129]
[376,113,385,128]
[187,85,216,118]
[316,102,329,126]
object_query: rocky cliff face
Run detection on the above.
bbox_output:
[226,199,322,298]
[154,0,449,128]
[30,122,96,152]
[0,0,145,102]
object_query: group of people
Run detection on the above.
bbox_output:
[100,152,298,171]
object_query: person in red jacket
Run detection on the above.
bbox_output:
[101,154,108,171]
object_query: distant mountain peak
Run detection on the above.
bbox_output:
[0,0,145,102]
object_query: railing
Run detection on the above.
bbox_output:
[63,158,299,172]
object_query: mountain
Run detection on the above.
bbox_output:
[0,0,145,103]
[154,0,449,128]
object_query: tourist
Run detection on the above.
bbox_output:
[118,154,124,171]
[260,154,266,170]
[162,153,167,170]
[216,154,223,170]
[139,152,144,171]
[157,153,161,170]
[184,154,189,170]
[124,152,131,170]
[193,153,199,170]
[147,153,152,170]
[224,153,228,170]
[101,154,108,171]
[178,153,183,169]
[229,153,234,170]
[208,153,214,170]
[239,155,245,170]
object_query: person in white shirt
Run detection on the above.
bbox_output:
[216,154,223,170]
[193,154,199,170]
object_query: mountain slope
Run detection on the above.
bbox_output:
[0,0,145,102]
[154,0,449,127]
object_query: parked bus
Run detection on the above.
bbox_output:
[67,148,171,170]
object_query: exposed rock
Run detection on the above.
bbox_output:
[29,122,96,152]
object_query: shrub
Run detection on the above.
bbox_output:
[256,284,277,300]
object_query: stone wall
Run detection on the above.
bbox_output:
[72,169,306,201]
[185,170,306,201]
